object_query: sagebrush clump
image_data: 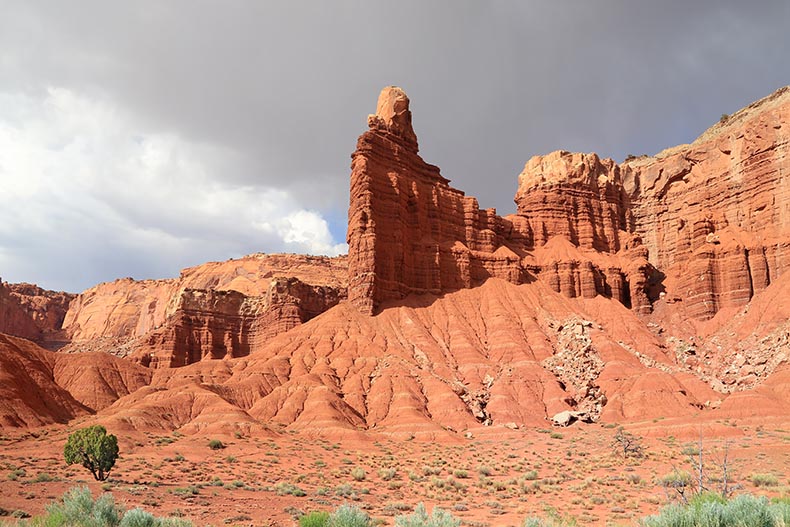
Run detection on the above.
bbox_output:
[18,487,192,527]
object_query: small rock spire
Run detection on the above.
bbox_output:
[367,86,418,150]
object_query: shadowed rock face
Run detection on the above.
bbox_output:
[348,86,790,320]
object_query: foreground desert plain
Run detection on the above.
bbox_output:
[1,86,790,525]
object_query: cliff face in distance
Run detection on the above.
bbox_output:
[0,281,74,346]
[61,253,348,367]
[348,86,790,321]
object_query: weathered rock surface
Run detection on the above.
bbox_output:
[349,86,790,321]
[96,279,712,435]
[61,254,347,367]
[130,278,344,368]
[624,87,790,319]
[348,86,528,314]
[347,88,658,316]
[0,281,74,346]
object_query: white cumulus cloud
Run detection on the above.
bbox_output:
[0,88,347,292]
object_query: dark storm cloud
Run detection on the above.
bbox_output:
[0,1,788,291]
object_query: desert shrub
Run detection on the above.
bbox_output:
[521,516,577,527]
[612,427,645,459]
[772,500,790,526]
[120,509,191,527]
[327,504,370,527]
[641,493,786,527]
[299,511,330,527]
[395,503,460,527]
[119,508,157,527]
[207,439,224,450]
[478,465,493,477]
[40,486,122,527]
[422,465,441,476]
[8,468,26,481]
[680,444,700,457]
[659,469,693,491]
[626,473,642,485]
[350,467,366,481]
[22,488,192,527]
[274,482,306,496]
[378,468,397,481]
[334,483,355,498]
[751,473,780,487]
[157,519,191,527]
[64,426,119,481]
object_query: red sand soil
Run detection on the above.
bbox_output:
[0,420,788,526]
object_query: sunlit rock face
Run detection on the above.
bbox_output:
[348,86,790,320]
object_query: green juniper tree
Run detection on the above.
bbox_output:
[64,425,119,481]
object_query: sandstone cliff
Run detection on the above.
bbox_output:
[624,87,790,319]
[348,87,654,315]
[347,87,522,314]
[61,254,347,367]
[348,86,790,321]
[0,280,74,346]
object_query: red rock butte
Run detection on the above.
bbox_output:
[0,85,789,435]
[348,85,790,320]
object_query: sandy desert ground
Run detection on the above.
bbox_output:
[1,417,788,526]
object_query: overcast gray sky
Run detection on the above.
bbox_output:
[1,1,789,292]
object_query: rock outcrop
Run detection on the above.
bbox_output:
[624,87,790,319]
[349,86,790,320]
[348,86,528,314]
[348,88,655,315]
[62,254,347,366]
[0,332,149,427]
[130,277,344,368]
[0,280,74,346]
[95,279,714,436]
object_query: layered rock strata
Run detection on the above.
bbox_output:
[347,87,526,314]
[624,87,790,319]
[131,277,344,368]
[0,332,149,427]
[349,86,790,320]
[348,87,653,315]
[62,254,347,366]
[0,281,74,346]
